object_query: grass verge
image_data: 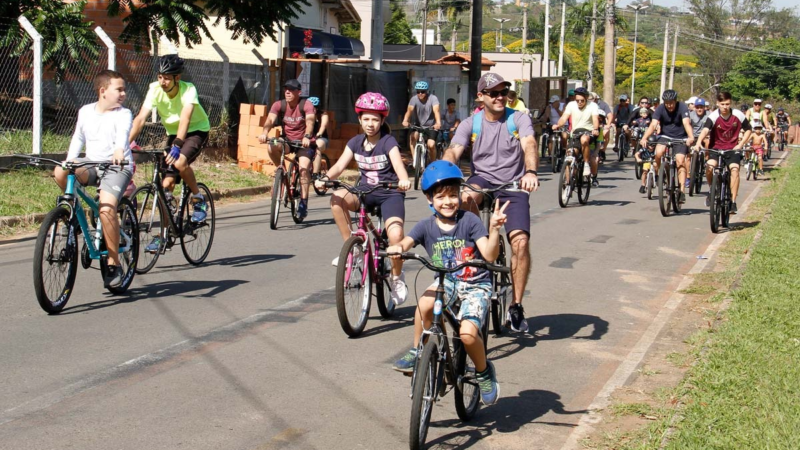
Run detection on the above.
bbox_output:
[0,130,73,156]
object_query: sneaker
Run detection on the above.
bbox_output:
[331,256,339,267]
[506,303,529,333]
[705,196,711,207]
[591,176,599,187]
[392,348,417,374]
[298,199,308,219]
[476,361,500,406]
[685,179,691,189]
[391,272,408,306]
[639,185,646,194]
[679,192,686,203]
[191,194,207,223]
[599,150,606,162]
[583,164,591,177]
[104,265,123,288]
[758,170,765,176]
[731,202,738,215]
[145,237,163,254]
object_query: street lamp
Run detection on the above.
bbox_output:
[628,4,648,100]
[493,18,511,52]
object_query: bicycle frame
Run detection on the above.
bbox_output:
[137,151,190,241]
[347,200,386,289]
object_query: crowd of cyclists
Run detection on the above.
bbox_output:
[46,53,793,418]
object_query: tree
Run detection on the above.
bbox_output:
[340,23,360,40]
[723,38,800,101]
[385,0,417,45]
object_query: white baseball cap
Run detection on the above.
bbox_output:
[687,96,698,104]
[549,95,560,103]
[754,98,763,103]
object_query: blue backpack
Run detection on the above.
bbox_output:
[471,107,520,143]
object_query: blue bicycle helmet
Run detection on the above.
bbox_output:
[414,81,429,91]
[421,160,463,194]
[308,96,320,107]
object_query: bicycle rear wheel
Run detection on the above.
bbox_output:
[132,185,164,274]
[33,207,78,314]
[409,339,440,450]
[658,163,672,217]
[288,162,303,224]
[745,159,752,180]
[180,183,215,265]
[375,254,396,319]
[709,172,721,233]
[100,197,139,294]
[453,340,481,421]
[558,160,573,208]
[269,168,284,230]
[335,236,372,337]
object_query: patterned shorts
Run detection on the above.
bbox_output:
[431,278,491,332]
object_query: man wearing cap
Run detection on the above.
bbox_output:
[554,87,601,186]
[258,78,317,219]
[614,94,634,155]
[445,73,540,333]
[541,94,566,156]
[686,96,698,112]
[746,99,768,131]
[566,89,576,104]
[402,81,442,162]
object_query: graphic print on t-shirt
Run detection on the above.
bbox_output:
[431,235,479,280]
[353,153,389,185]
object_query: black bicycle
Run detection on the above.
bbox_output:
[632,127,647,179]
[550,125,568,173]
[377,251,509,450]
[131,149,215,273]
[688,147,705,196]
[615,125,630,162]
[656,137,686,217]
[461,181,525,336]
[558,130,593,208]
[706,149,743,233]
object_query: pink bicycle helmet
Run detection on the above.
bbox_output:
[355,92,390,117]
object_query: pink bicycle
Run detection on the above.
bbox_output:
[321,179,399,337]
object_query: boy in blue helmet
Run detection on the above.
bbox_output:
[387,160,507,405]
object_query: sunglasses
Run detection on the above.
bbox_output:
[754,102,762,105]
[481,88,510,98]
[416,90,428,94]
[576,98,586,103]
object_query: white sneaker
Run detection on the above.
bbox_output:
[583,164,591,177]
[391,272,408,306]
[331,256,339,267]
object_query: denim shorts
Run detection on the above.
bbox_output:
[431,277,491,331]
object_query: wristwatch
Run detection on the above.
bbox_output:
[525,170,538,176]
[304,133,313,139]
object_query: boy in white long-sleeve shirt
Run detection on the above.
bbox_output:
[53,70,133,288]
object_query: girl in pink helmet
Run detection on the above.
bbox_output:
[316,92,412,305]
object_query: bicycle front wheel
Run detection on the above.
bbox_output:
[375,254,396,319]
[180,183,215,265]
[646,170,655,200]
[288,162,303,224]
[453,340,481,421]
[132,185,164,274]
[490,239,510,336]
[100,197,139,294]
[671,167,682,213]
[635,160,643,180]
[558,159,573,208]
[709,172,721,233]
[269,168,284,230]
[617,134,626,162]
[410,339,440,450]
[413,144,424,190]
[335,236,372,337]
[658,163,672,217]
[577,164,591,205]
[33,207,78,314]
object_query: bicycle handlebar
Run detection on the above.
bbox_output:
[377,251,510,275]
[408,125,435,132]
[13,155,130,170]
[460,180,528,195]
[319,178,399,194]
[268,137,311,149]
[703,148,745,155]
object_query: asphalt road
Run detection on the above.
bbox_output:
[0,151,781,450]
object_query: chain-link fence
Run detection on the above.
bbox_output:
[0,18,34,133]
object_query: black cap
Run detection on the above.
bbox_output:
[283,79,302,90]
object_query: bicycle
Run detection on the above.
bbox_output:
[706,149,743,233]
[656,137,686,217]
[377,251,509,450]
[558,130,593,208]
[267,137,313,229]
[632,127,646,179]
[312,153,331,196]
[743,144,759,181]
[688,147,705,196]
[549,125,568,173]
[461,181,524,336]
[778,125,789,152]
[765,130,773,161]
[638,144,658,200]
[130,149,215,273]
[16,155,139,314]
[538,122,551,160]
[319,179,400,337]
[615,125,630,162]
[409,125,434,190]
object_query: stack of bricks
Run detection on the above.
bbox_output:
[236,103,366,174]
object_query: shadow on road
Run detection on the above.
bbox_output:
[588,200,633,206]
[528,313,609,341]
[156,253,294,272]
[59,279,249,314]
[425,389,587,449]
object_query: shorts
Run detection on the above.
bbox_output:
[656,137,688,155]
[466,174,530,235]
[165,130,208,180]
[363,188,405,222]
[315,136,329,148]
[289,142,317,161]
[753,146,764,156]
[75,158,133,202]
[711,150,742,167]
[418,127,439,143]
[431,277,491,332]
[571,129,598,149]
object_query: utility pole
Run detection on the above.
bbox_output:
[522,5,528,50]
[588,0,598,91]
[436,7,442,45]
[558,1,565,76]
[451,24,457,52]
[371,0,384,70]
[469,0,483,103]
[660,20,669,97]
[628,4,648,100]
[602,0,615,102]
[688,73,703,95]
[668,25,679,89]
[494,18,511,52]
[421,0,429,62]
[543,0,550,77]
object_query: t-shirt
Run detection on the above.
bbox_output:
[409,95,440,127]
[443,110,460,130]
[704,109,751,150]
[312,109,328,139]
[67,103,133,162]
[776,112,790,125]
[269,99,316,141]
[596,100,613,116]
[747,108,767,128]
[631,117,651,131]
[614,103,633,124]
[548,103,565,124]
[652,102,691,139]
[407,211,490,283]
[346,132,400,186]
[689,111,710,136]
[452,110,534,185]
[144,81,210,136]
[508,99,527,112]
[563,101,599,132]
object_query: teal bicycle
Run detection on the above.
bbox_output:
[17,155,139,314]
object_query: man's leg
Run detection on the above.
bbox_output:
[409,131,419,157]
[706,158,717,187]
[676,153,687,194]
[654,145,666,175]
[267,143,284,167]
[507,229,530,333]
[172,154,199,195]
[730,163,740,203]
[313,139,326,173]
[298,155,312,200]
[427,139,437,162]
[581,135,596,176]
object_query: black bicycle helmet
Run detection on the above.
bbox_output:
[662,89,678,101]
[159,54,184,75]
[574,87,590,98]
